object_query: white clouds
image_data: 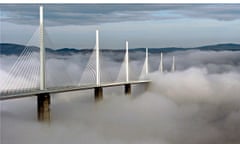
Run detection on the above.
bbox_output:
[149,68,240,104]
[3,19,240,49]
[2,5,240,50]
[1,4,240,49]
[1,4,240,26]
[1,50,240,144]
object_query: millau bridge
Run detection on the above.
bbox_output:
[0,6,176,122]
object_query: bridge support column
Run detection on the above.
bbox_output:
[124,84,131,95]
[37,93,50,122]
[94,87,103,102]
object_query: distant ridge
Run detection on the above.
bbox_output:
[0,43,240,56]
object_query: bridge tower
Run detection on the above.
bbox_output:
[38,5,50,122]
[146,48,149,75]
[159,52,163,73]
[94,29,103,101]
[171,56,175,72]
[124,41,131,95]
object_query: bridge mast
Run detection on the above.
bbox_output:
[96,29,100,86]
[38,5,50,122]
[146,48,149,75]
[40,5,46,90]
[171,56,175,72]
[124,41,131,95]
[125,41,129,82]
[94,29,103,101]
[159,52,163,73]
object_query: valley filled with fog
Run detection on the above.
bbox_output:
[1,49,240,144]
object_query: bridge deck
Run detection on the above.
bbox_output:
[0,80,151,100]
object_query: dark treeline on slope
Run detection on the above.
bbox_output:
[0,43,240,56]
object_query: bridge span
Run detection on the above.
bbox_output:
[0,6,152,122]
[0,80,150,122]
[0,80,151,101]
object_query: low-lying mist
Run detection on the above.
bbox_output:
[1,50,240,144]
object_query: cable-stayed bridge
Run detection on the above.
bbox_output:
[0,6,175,122]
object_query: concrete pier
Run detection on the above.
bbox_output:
[124,84,131,95]
[37,93,50,121]
[94,87,103,102]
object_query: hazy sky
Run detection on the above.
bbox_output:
[0,4,240,49]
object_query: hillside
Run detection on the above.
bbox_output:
[0,43,240,56]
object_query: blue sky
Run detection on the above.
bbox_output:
[0,4,240,49]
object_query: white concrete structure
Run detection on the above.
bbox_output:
[40,5,46,90]
[96,30,100,86]
[125,41,129,82]
[146,48,149,75]
[159,52,163,73]
[172,56,175,72]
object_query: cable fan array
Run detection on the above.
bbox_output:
[78,45,117,86]
[0,27,150,96]
[78,48,97,85]
[0,29,40,95]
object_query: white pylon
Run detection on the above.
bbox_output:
[171,56,175,72]
[40,5,46,90]
[96,29,100,86]
[159,52,163,73]
[125,41,129,82]
[145,48,149,75]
